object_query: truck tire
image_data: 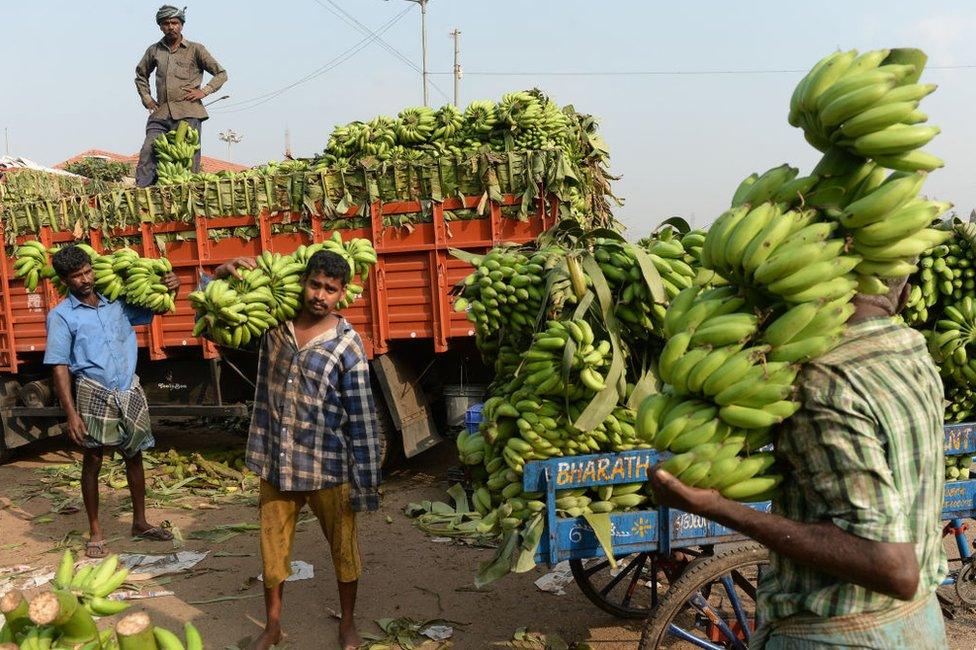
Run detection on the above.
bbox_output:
[375,391,400,468]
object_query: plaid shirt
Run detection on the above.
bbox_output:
[245,317,381,511]
[758,318,948,622]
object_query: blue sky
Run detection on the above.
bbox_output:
[3,1,974,236]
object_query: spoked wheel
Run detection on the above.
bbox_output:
[570,550,699,619]
[639,542,769,649]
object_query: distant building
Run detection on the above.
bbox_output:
[55,149,248,175]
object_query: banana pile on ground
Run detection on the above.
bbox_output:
[945,454,973,482]
[189,236,378,348]
[0,550,204,649]
[320,89,580,166]
[153,122,200,186]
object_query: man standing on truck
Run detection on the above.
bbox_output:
[134,5,227,187]
[650,276,948,648]
[44,245,182,558]
[210,251,381,650]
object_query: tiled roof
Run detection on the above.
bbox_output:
[55,149,248,174]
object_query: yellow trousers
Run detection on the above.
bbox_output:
[259,480,362,587]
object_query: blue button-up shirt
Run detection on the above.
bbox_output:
[43,294,154,390]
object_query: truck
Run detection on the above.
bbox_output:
[0,150,599,462]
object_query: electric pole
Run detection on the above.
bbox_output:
[403,0,430,106]
[450,28,461,106]
[217,129,243,163]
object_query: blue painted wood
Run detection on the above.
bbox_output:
[944,423,976,456]
[942,479,976,519]
[521,448,662,492]
[525,424,976,568]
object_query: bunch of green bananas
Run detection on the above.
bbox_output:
[12,240,49,292]
[432,104,463,140]
[153,122,200,185]
[789,48,943,171]
[946,384,976,424]
[496,91,543,132]
[945,454,973,481]
[122,257,176,313]
[927,296,976,385]
[92,248,139,302]
[660,437,781,501]
[605,230,697,338]
[395,107,436,144]
[189,278,277,348]
[0,550,203,650]
[51,550,131,618]
[462,100,498,136]
[254,251,309,323]
[454,246,553,359]
[358,116,398,159]
[904,228,973,327]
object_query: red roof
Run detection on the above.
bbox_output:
[55,149,248,175]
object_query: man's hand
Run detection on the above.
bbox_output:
[214,257,257,280]
[183,88,206,102]
[66,412,87,446]
[145,98,159,112]
[650,465,721,516]
[161,272,180,292]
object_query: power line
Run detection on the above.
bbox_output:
[425,64,976,77]
[312,0,452,102]
[211,6,412,114]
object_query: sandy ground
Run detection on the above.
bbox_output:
[1,427,975,650]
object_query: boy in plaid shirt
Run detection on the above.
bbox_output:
[212,250,381,650]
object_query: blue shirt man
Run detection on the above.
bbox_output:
[44,294,153,391]
[44,245,180,558]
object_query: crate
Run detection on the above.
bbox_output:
[465,403,484,435]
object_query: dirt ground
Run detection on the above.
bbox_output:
[2,427,975,650]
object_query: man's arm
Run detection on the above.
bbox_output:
[134,47,158,111]
[339,341,381,512]
[51,365,87,446]
[651,471,920,600]
[195,44,227,96]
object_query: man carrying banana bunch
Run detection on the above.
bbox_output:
[134,5,227,187]
[44,245,182,558]
[651,276,948,648]
[207,250,381,650]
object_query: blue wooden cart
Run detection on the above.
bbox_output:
[521,423,976,650]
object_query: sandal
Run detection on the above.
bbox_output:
[86,539,109,558]
[132,526,174,542]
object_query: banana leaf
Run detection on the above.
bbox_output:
[582,512,617,570]
[475,529,519,588]
[573,256,626,432]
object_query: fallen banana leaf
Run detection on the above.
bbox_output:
[475,529,519,588]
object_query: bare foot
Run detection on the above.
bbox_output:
[249,627,283,650]
[339,622,361,650]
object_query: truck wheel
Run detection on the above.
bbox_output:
[375,397,400,468]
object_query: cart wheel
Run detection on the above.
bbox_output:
[955,559,976,605]
[639,542,769,649]
[570,551,695,619]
